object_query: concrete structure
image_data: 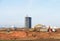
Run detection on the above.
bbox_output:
[34,24,48,32]
[25,16,32,28]
[40,28,48,32]
[34,24,46,28]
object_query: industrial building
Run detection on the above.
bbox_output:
[25,16,32,28]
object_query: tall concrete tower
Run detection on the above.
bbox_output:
[25,16,32,28]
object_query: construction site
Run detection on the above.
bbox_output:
[0,16,60,41]
[0,24,60,40]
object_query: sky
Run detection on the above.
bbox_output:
[0,0,60,27]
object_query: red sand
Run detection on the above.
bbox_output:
[0,31,60,40]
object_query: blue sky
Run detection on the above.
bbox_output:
[0,0,60,27]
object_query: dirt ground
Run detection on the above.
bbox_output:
[0,31,60,40]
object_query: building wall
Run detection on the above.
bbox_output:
[40,29,48,32]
